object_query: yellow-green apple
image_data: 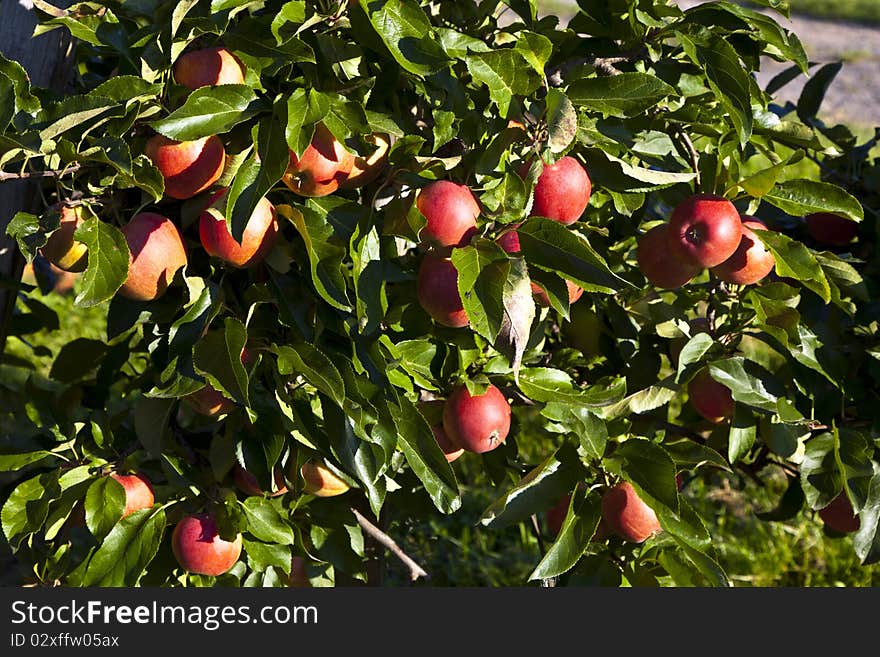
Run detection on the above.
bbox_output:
[300,460,350,497]
[199,189,279,268]
[523,156,591,225]
[145,134,226,200]
[172,513,242,576]
[711,217,775,285]
[416,253,469,328]
[118,213,188,301]
[687,367,734,423]
[667,194,743,268]
[109,472,155,519]
[601,481,661,543]
[39,204,89,272]
[282,123,354,197]
[819,493,860,533]
[416,180,480,248]
[173,46,246,89]
[339,133,390,190]
[805,212,858,247]
[637,223,702,288]
[442,383,511,454]
[232,464,287,498]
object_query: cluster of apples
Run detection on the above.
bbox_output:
[416,155,593,327]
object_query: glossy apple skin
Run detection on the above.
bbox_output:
[442,384,511,454]
[301,461,350,497]
[40,204,88,272]
[119,213,188,301]
[233,465,288,498]
[496,228,582,305]
[805,212,858,246]
[416,253,468,328]
[416,180,480,248]
[339,133,390,190]
[172,513,242,577]
[667,194,743,268]
[525,156,591,225]
[432,424,464,463]
[819,493,860,533]
[199,189,279,268]
[601,481,661,543]
[173,46,246,89]
[637,224,702,289]
[711,217,775,285]
[145,134,226,200]
[283,124,354,197]
[109,473,155,519]
[688,368,734,423]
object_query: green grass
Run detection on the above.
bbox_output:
[786,0,880,24]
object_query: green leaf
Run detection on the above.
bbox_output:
[529,488,602,581]
[148,85,260,140]
[675,333,714,382]
[194,317,250,407]
[362,0,448,76]
[50,338,107,383]
[72,218,130,308]
[545,89,577,153]
[242,497,295,545]
[614,439,679,512]
[452,242,509,343]
[581,148,696,193]
[273,343,345,407]
[568,73,675,117]
[466,49,542,116]
[854,472,880,565]
[762,179,863,224]
[242,538,292,574]
[728,406,758,464]
[797,62,842,124]
[708,358,778,412]
[519,368,625,408]
[751,228,831,303]
[542,404,609,460]
[85,476,126,542]
[133,397,175,459]
[78,508,166,586]
[800,432,840,510]
[2,470,60,547]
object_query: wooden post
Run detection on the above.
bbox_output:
[0,0,74,358]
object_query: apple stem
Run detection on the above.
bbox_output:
[351,508,429,582]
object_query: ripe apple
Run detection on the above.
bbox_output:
[442,383,511,454]
[416,180,480,248]
[339,133,390,190]
[282,123,354,197]
[118,213,188,301]
[562,300,602,359]
[301,460,350,497]
[39,204,89,272]
[601,481,661,543]
[416,253,469,328]
[524,156,591,225]
[109,472,155,519]
[232,464,288,498]
[547,494,570,536]
[199,189,279,268]
[818,493,860,534]
[496,227,583,306]
[636,224,702,288]
[805,212,858,246]
[288,555,312,588]
[173,46,246,89]
[433,424,464,463]
[711,217,775,285]
[171,513,242,576]
[667,194,743,268]
[145,134,226,200]
[687,367,734,423]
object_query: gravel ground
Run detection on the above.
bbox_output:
[540,0,880,128]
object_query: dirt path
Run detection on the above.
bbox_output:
[541,0,880,128]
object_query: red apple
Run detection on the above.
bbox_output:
[416,180,480,248]
[711,217,775,285]
[496,227,583,306]
[667,194,743,268]
[339,133,390,190]
[172,513,242,576]
[416,253,469,328]
[637,224,702,288]
[173,46,246,90]
[288,555,312,588]
[547,494,570,536]
[805,212,858,247]
[119,213,188,301]
[109,473,155,519]
[687,368,734,423]
[300,460,351,497]
[433,424,464,463]
[39,204,88,273]
[525,156,591,225]
[442,383,511,454]
[145,134,226,200]
[282,123,354,197]
[601,481,661,543]
[199,189,279,268]
[818,493,860,534]
[232,464,288,498]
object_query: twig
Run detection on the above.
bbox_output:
[351,508,428,582]
[548,56,628,86]
[674,127,701,189]
[0,164,82,183]
[660,421,708,444]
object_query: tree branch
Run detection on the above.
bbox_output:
[674,127,701,189]
[351,508,428,583]
[548,56,628,86]
[0,164,82,183]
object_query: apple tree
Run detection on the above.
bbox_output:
[0,0,877,587]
